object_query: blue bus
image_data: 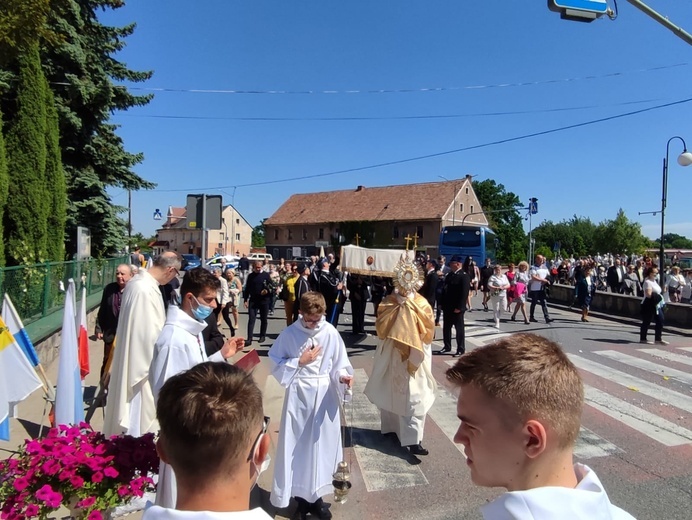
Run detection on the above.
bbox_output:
[439,226,497,264]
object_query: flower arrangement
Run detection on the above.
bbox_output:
[0,423,159,520]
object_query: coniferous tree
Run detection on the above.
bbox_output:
[0,110,8,266]
[43,0,154,255]
[4,44,49,265]
[44,76,65,261]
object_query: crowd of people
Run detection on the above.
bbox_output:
[92,249,637,520]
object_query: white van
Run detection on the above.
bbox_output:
[248,253,273,261]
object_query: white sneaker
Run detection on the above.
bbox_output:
[655,339,670,345]
[494,320,500,329]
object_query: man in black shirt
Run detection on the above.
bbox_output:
[479,257,494,312]
[243,261,271,345]
[437,255,470,357]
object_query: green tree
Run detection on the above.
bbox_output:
[472,179,525,263]
[593,209,648,255]
[532,215,597,258]
[655,233,692,250]
[0,110,7,266]
[252,219,266,248]
[4,44,49,265]
[0,0,64,56]
[44,77,65,261]
[40,0,154,255]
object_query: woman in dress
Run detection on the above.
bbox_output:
[575,264,596,322]
[225,268,243,331]
[640,266,667,345]
[505,263,516,311]
[665,266,686,303]
[487,265,510,329]
[510,261,530,324]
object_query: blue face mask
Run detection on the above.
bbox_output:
[191,295,213,321]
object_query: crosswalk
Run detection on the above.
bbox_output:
[261,331,692,495]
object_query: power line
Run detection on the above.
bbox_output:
[114,97,662,122]
[153,96,692,193]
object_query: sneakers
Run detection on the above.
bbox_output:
[655,339,670,345]
[639,339,654,345]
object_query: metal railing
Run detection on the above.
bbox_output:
[0,256,128,325]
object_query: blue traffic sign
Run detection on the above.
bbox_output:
[551,0,607,15]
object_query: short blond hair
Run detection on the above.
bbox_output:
[446,333,583,448]
[299,291,326,316]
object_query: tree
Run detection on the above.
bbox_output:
[593,209,648,255]
[40,0,155,255]
[4,44,49,265]
[532,215,597,258]
[43,77,65,261]
[472,179,525,263]
[252,219,266,248]
[0,110,7,266]
[655,233,692,250]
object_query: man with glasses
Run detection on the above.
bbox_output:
[150,267,246,508]
[104,251,182,437]
[268,292,353,520]
[144,362,272,519]
[243,261,271,346]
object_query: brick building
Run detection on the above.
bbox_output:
[264,176,487,259]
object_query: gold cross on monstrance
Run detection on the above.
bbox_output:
[412,233,419,250]
[354,233,361,246]
[404,234,412,250]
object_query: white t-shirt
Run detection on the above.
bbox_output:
[528,265,550,292]
[642,279,661,304]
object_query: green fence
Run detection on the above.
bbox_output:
[0,256,128,326]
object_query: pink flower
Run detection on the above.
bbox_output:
[70,475,85,488]
[12,477,29,492]
[91,471,104,483]
[117,484,130,497]
[35,484,62,508]
[41,459,60,475]
[88,511,103,520]
[103,467,119,478]
[76,496,96,508]
[24,504,39,517]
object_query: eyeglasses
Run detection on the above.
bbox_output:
[171,267,180,277]
[246,416,270,462]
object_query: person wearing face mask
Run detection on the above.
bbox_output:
[143,362,272,520]
[149,267,246,509]
[268,292,354,520]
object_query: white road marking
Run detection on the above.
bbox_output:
[574,427,622,459]
[584,385,692,446]
[640,348,692,368]
[594,350,692,386]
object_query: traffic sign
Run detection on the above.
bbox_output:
[549,0,608,21]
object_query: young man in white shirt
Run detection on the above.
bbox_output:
[528,255,553,324]
[144,362,272,520]
[446,334,635,520]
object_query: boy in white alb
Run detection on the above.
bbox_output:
[143,362,272,520]
[446,333,636,520]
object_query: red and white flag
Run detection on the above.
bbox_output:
[78,285,89,379]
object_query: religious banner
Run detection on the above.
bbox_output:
[340,245,406,277]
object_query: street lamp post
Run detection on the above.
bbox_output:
[659,137,692,275]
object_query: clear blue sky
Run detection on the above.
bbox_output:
[102,1,692,242]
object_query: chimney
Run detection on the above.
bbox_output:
[356,185,365,192]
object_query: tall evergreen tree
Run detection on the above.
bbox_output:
[44,76,66,261]
[4,44,49,265]
[43,0,154,255]
[0,110,8,266]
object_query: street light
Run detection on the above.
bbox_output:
[659,137,692,275]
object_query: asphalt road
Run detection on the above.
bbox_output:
[2,293,690,519]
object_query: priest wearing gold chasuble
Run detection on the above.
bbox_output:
[364,253,437,457]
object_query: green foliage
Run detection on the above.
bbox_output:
[0,0,65,60]
[40,0,155,255]
[534,245,553,260]
[472,179,526,263]
[44,78,66,261]
[0,110,7,266]
[653,233,692,250]
[252,218,266,248]
[593,209,648,255]
[4,44,49,265]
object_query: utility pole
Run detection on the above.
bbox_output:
[128,189,132,245]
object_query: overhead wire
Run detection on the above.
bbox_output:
[153,96,692,192]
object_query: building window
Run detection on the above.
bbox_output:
[465,187,469,194]
[274,229,279,240]
[393,226,399,239]
[236,233,240,241]
[319,228,324,239]
[236,218,240,225]
[460,203,464,213]
[288,229,293,240]
[220,232,224,240]
[416,226,424,239]
[302,228,307,240]
[470,205,474,214]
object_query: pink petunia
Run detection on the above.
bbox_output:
[103,467,119,478]
[12,477,29,492]
[70,475,85,488]
[91,471,104,483]
[117,484,130,497]
[40,459,60,475]
[24,504,39,517]
[87,511,103,520]
[76,496,96,508]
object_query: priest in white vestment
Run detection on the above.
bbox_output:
[150,267,245,508]
[269,292,353,520]
[103,251,181,437]
[364,253,436,456]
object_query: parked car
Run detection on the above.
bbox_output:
[181,254,202,271]
[248,253,273,262]
[205,255,240,271]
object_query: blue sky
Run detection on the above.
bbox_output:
[102,1,692,242]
